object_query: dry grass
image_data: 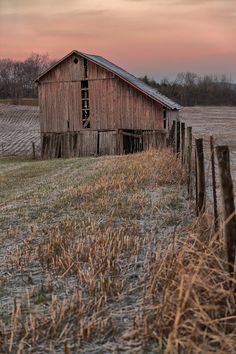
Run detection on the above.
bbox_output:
[3,149,235,353]
[134,218,236,353]
[0,149,189,353]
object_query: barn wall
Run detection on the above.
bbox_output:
[41,130,167,159]
[40,54,84,83]
[39,82,83,132]
[88,61,115,80]
[89,78,163,130]
[39,54,165,133]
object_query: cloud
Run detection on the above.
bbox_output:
[0,0,235,80]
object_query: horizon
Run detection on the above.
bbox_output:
[0,0,236,82]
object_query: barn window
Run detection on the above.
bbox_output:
[81,80,90,128]
[81,80,88,89]
[163,109,167,129]
[73,57,79,64]
[84,58,88,78]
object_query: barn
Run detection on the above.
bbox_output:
[36,50,181,158]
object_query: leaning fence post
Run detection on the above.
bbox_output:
[176,121,180,156]
[195,147,198,212]
[195,138,206,216]
[216,145,236,276]
[186,127,192,198]
[181,122,185,165]
[210,136,218,232]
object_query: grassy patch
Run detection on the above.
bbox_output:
[134,219,236,353]
[0,149,193,353]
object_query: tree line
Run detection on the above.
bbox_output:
[0,53,236,106]
[141,72,236,106]
[0,54,56,99]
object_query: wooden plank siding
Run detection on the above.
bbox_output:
[40,130,166,159]
[99,131,117,155]
[40,54,83,83]
[143,131,167,150]
[88,61,115,80]
[39,55,164,133]
[80,131,98,156]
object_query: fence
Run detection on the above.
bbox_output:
[170,120,236,278]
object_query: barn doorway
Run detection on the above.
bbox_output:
[122,130,143,154]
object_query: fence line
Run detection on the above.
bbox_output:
[172,119,236,278]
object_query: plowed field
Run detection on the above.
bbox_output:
[0,104,40,156]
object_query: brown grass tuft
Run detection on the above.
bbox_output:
[135,218,236,353]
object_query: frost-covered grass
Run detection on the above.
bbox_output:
[0,150,194,353]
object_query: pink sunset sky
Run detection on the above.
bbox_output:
[0,0,236,81]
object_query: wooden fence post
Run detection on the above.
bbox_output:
[210,136,218,232]
[195,138,206,216]
[169,120,176,152]
[176,121,180,156]
[195,147,198,211]
[181,122,185,164]
[32,141,36,159]
[186,127,192,198]
[216,145,236,276]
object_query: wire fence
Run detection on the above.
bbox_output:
[170,120,236,279]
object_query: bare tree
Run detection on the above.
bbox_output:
[0,53,56,99]
[140,73,236,106]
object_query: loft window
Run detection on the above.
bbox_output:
[82,110,90,128]
[81,80,88,89]
[82,100,89,109]
[163,109,167,129]
[84,58,88,78]
[82,90,89,99]
[81,80,90,128]
[73,57,79,64]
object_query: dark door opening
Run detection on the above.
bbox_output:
[122,130,143,154]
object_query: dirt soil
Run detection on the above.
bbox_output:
[0,104,40,157]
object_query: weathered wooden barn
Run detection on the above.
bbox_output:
[36,50,181,158]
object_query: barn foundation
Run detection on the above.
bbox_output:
[41,130,167,159]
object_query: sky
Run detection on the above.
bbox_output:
[0,0,236,82]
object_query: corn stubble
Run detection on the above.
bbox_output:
[1,150,234,353]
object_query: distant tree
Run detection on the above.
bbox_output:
[0,53,56,99]
[140,73,236,106]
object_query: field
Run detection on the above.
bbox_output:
[1,151,236,352]
[0,150,194,352]
[180,106,236,180]
[1,105,236,352]
[0,104,40,156]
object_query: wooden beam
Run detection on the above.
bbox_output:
[195,138,206,215]
[120,131,143,139]
[186,127,192,198]
[216,145,236,276]
[210,136,218,232]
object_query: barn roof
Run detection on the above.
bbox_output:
[36,50,181,110]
